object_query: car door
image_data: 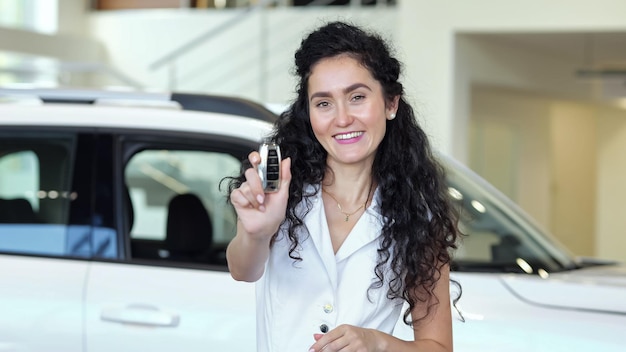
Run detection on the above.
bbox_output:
[0,130,100,352]
[84,131,257,352]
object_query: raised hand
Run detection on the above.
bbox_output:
[230,151,292,239]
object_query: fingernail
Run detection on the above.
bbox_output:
[257,194,264,204]
[309,349,315,352]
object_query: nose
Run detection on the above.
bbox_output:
[335,104,353,127]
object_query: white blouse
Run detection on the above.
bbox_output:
[255,185,404,352]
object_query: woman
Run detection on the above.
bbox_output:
[226,21,459,352]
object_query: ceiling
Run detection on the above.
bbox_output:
[471,32,626,70]
[461,31,626,103]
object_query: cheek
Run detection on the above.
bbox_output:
[309,113,327,138]
[373,117,388,141]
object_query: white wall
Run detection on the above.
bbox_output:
[88,7,397,103]
[397,0,626,156]
[0,0,104,87]
[549,102,597,257]
[57,0,88,35]
[397,0,626,260]
[596,107,626,261]
[0,26,104,62]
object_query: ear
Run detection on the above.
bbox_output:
[386,95,400,118]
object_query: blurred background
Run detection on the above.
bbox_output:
[1,0,625,262]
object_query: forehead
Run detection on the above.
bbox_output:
[308,54,377,90]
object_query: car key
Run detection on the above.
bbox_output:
[258,141,281,193]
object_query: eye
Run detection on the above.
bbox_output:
[315,101,330,108]
[351,94,366,102]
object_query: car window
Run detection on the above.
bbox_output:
[125,148,241,266]
[443,156,577,275]
[0,134,96,257]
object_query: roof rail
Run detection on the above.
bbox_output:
[0,87,169,103]
[171,93,277,123]
[0,88,278,123]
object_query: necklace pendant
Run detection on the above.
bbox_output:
[345,215,349,222]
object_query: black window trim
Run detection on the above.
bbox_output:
[107,128,258,271]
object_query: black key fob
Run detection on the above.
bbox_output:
[258,141,281,193]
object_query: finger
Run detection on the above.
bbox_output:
[281,157,292,183]
[229,188,248,208]
[277,157,292,196]
[248,151,261,167]
[243,167,265,206]
[246,151,263,199]
[310,330,338,352]
[309,332,325,352]
[230,184,257,209]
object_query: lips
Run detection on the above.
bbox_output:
[333,131,364,140]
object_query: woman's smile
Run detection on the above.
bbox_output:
[333,131,364,143]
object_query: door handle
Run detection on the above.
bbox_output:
[100,303,180,327]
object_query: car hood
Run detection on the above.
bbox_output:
[500,264,626,315]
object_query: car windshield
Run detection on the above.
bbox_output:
[441,155,579,275]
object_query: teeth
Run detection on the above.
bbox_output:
[335,132,363,140]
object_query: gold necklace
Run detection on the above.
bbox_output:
[322,184,373,222]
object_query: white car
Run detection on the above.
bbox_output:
[0,88,624,352]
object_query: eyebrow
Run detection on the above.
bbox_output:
[309,83,372,101]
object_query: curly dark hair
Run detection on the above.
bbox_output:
[228,21,460,326]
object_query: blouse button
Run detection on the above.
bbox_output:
[319,324,329,333]
[323,304,333,313]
